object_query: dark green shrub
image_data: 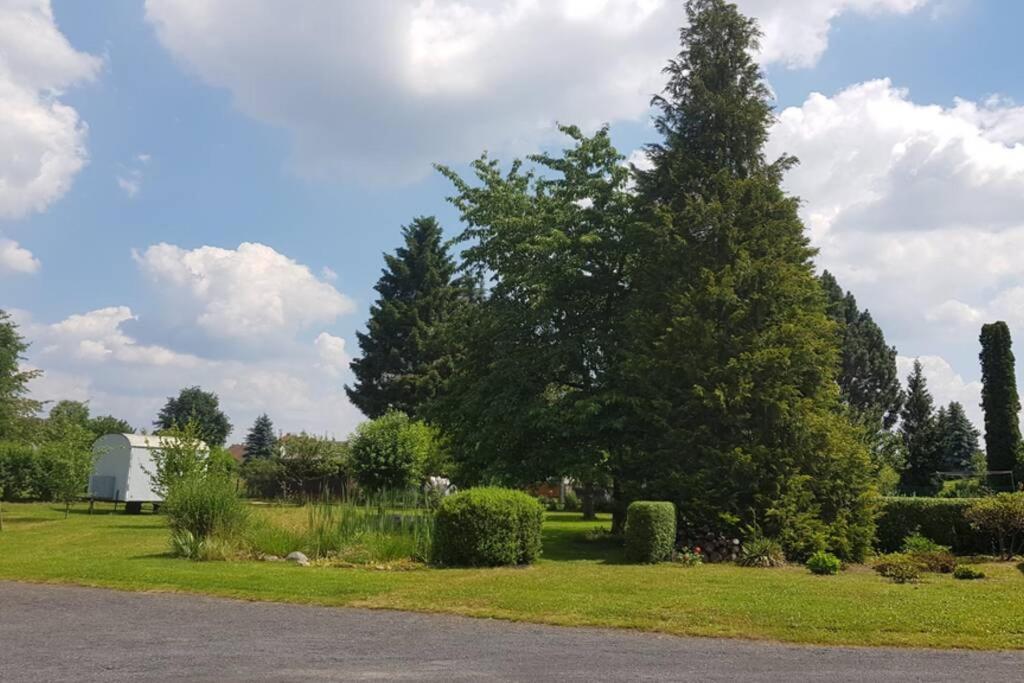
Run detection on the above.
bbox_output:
[873,553,921,583]
[0,442,42,501]
[738,534,786,567]
[432,487,543,566]
[806,551,841,575]
[563,490,580,512]
[164,473,249,556]
[953,565,985,580]
[624,501,676,563]
[876,497,990,554]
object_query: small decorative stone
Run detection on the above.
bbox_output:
[286,551,310,566]
[261,554,284,562]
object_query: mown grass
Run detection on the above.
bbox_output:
[2,502,1024,649]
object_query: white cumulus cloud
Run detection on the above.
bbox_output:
[0,238,41,274]
[133,242,355,340]
[144,0,930,182]
[0,0,100,220]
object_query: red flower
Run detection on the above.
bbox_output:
[694,547,702,554]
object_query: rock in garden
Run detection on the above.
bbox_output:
[286,551,310,566]
[261,554,284,562]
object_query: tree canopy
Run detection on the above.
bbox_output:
[0,309,42,441]
[155,386,232,447]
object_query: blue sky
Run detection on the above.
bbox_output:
[4,0,1024,440]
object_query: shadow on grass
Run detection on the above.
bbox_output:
[541,512,626,564]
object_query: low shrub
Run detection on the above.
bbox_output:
[164,473,249,557]
[624,501,676,564]
[563,490,580,512]
[873,553,921,583]
[738,534,786,568]
[964,493,1024,560]
[806,551,841,575]
[911,550,957,573]
[953,565,986,580]
[876,497,990,554]
[432,487,543,567]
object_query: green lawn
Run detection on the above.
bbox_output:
[2,502,1023,649]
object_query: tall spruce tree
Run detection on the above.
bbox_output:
[347,217,464,419]
[899,360,941,492]
[628,0,876,560]
[934,401,980,471]
[0,309,42,440]
[979,321,1022,473]
[820,271,903,428]
[244,413,277,461]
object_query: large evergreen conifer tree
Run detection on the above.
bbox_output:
[347,217,464,419]
[820,271,903,428]
[979,321,1022,473]
[898,360,941,492]
[244,413,277,461]
[628,0,876,560]
[934,401,979,471]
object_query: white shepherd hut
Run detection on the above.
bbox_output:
[88,434,206,514]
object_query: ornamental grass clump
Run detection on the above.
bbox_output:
[624,501,676,564]
[738,533,786,568]
[432,487,543,567]
[164,472,249,560]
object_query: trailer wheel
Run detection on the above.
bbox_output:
[125,501,143,515]
[151,503,161,514]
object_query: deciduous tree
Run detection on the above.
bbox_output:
[155,386,232,447]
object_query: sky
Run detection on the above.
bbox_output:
[3,0,1024,442]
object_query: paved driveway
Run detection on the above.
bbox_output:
[1,581,1022,681]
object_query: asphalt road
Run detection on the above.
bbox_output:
[1,582,1022,682]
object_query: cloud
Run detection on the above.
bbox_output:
[0,238,41,274]
[18,305,363,440]
[144,0,929,182]
[314,332,349,377]
[0,0,100,220]
[769,79,1024,350]
[133,242,355,340]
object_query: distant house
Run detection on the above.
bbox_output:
[227,444,247,463]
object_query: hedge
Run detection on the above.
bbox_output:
[432,487,544,567]
[624,501,676,563]
[876,497,993,554]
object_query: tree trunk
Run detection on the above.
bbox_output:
[581,481,596,520]
[65,501,70,519]
[610,478,626,535]
[0,500,4,532]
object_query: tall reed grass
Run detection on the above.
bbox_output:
[247,490,435,564]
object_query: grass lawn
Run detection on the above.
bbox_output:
[2,502,1024,649]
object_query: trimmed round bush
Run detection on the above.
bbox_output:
[624,501,676,563]
[432,487,543,567]
[806,550,841,575]
[953,565,985,580]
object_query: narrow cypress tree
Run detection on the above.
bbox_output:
[346,216,464,419]
[979,321,1022,473]
[628,0,876,559]
[244,413,277,461]
[820,271,903,428]
[899,360,941,492]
